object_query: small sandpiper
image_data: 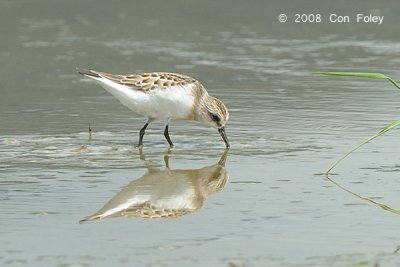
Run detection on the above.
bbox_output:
[77,69,230,148]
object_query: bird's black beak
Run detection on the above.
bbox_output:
[218,127,230,148]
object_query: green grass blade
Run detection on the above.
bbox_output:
[325,172,400,215]
[313,72,400,90]
[314,71,400,171]
[326,119,400,174]
[314,71,389,79]
[324,119,400,215]
[315,71,400,215]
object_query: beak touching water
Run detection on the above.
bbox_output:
[218,127,230,148]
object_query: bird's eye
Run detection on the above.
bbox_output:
[211,114,220,122]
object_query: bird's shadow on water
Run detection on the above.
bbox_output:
[80,148,230,223]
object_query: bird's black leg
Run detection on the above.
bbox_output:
[137,122,149,147]
[164,124,174,148]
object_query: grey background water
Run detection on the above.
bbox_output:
[2,0,400,266]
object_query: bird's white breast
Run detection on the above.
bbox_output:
[96,78,195,120]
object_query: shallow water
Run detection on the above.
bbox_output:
[2,0,400,266]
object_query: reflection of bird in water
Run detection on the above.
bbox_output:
[80,149,229,222]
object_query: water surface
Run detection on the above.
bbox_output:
[2,0,400,266]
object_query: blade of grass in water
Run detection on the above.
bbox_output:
[314,71,400,173]
[326,119,400,174]
[324,119,400,215]
[314,72,400,90]
[315,71,400,215]
[324,171,400,215]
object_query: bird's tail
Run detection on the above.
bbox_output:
[79,214,102,223]
[76,68,101,78]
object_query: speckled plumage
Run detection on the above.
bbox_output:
[77,68,230,148]
[97,71,198,91]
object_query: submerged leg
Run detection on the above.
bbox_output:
[138,146,145,160]
[163,148,172,169]
[164,124,174,148]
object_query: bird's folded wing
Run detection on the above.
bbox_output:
[97,71,198,92]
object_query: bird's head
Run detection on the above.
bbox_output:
[197,96,230,147]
